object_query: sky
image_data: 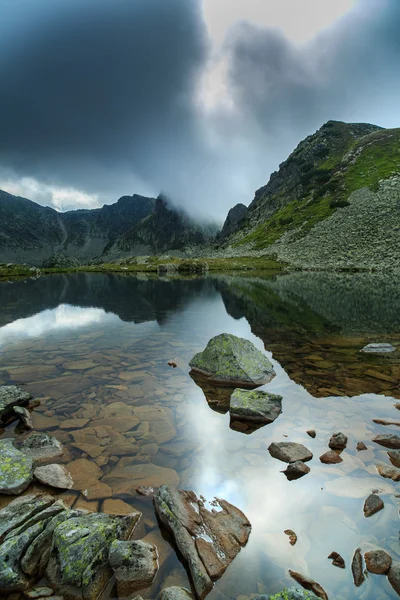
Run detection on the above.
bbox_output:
[0,0,400,220]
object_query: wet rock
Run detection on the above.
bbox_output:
[136,486,154,496]
[13,406,33,429]
[25,587,55,598]
[66,458,103,491]
[46,512,139,600]
[372,434,400,449]
[364,493,384,517]
[103,463,179,495]
[0,492,55,541]
[356,442,367,451]
[282,461,310,480]
[59,418,90,430]
[160,587,194,600]
[17,434,64,467]
[109,540,158,596]
[259,589,319,600]
[288,570,328,600]
[82,482,113,500]
[328,432,347,450]
[0,386,32,425]
[364,549,392,574]
[328,551,345,568]
[102,499,140,517]
[0,521,45,592]
[229,389,282,424]
[361,343,396,353]
[376,464,400,481]
[154,485,251,600]
[34,465,73,490]
[168,360,178,368]
[351,548,365,587]
[189,333,275,387]
[284,529,297,546]
[388,562,400,596]
[319,450,342,464]
[0,439,33,495]
[268,442,313,463]
[306,430,316,438]
[388,450,400,468]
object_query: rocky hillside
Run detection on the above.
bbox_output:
[221,121,400,270]
[0,191,219,265]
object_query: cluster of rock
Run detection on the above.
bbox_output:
[351,546,400,594]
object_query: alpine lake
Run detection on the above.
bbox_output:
[0,270,399,600]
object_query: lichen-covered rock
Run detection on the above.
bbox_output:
[0,493,54,542]
[46,512,139,600]
[0,385,32,424]
[0,521,46,592]
[34,464,73,490]
[154,485,251,600]
[109,540,158,596]
[229,389,282,423]
[189,333,275,387]
[256,588,319,599]
[0,439,33,494]
[268,442,313,464]
[17,433,64,467]
[160,587,194,600]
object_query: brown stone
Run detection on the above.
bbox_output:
[376,463,400,481]
[363,493,384,517]
[364,549,392,574]
[288,570,328,600]
[66,458,103,491]
[356,442,367,451]
[351,548,365,587]
[83,482,113,500]
[320,450,343,464]
[102,498,141,517]
[31,413,61,431]
[328,551,345,568]
[103,463,179,495]
[60,419,90,430]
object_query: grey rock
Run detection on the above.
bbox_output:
[282,461,310,480]
[0,521,45,592]
[157,264,177,275]
[109,540,158,596]
[24,587,55,598]
[160,587,194,600]
[328,432,347,450]
[0,385,32,424]
[34,464,73,490]
[363,494,384,517]
[373,434,400,449]
[351,548,365,587]
[256,587,319,599]
[229,389,282,423]
[13,406,33,429]
[388,449,400,468]
[0,493,54,542]
[364,549,392,574]
[154,485,251,600]
[18,433,64,467]
[0,439,33,494]
[361,343,396,353]
[268,442,313,463]
[189,333,275,387]
[388,562,400,596]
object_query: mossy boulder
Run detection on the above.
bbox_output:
[229,389,282,423]
[189,333,275,387]
[0,439,33,494]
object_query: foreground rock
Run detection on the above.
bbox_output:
[364,493,384,517]
[189,333,275,387]
[0,385,32,425]
[319,451,342,464]
[34,464,73,490]
[282,461,310,480]
[288,571,328,600]
[0,492,140,597]
[328,432,347,450]
[154,485,251,599]
[361,343,396,353]
[109,540,158,596]
[376,464,400,481]
[372,434,400,449]
[388,563,400,596]
[0,439,33,494]
[351,548,365,587]
[161,587,194,600]
[269,442,313,464]
[17,433,64,466]
[328,551,345,568]
[364,549,392,574]
[388,450,400,468]
[258,589,319,600]
[13,406,33,429]
[229,389,282,423]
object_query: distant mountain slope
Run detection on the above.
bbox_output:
[221,120,400,269]
[0,191,220,265]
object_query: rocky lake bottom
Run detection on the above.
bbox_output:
[0,271,399,600]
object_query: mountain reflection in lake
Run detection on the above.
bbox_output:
[0,272,399,599]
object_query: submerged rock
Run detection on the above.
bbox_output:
[288,570,328,600]
[372,434,400,449]
[361,343,396,353]
[229,389,282,423]
[0,439,33,494]
[161,587,194,600]
[328,432,347,450]
[34,464,73,490]
[268,442,313,464]
[17,433,64,466]
[364,493,384,517]
[351,548,365,587]
[282,461,310,480]
[319,450,342,464]
[154,485,251,600]
[109,540,158,596]
[189,333,275,387]
[0,385,32,425]
[364,549,392,574]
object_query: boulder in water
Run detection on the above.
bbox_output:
[229,389,282,423]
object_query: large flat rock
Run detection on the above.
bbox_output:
[268,442,313,464]
[229,389,282,423]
